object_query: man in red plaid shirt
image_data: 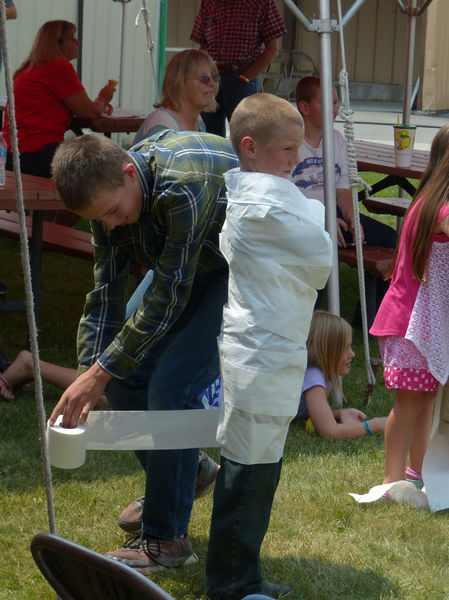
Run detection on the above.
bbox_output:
[190,0,286,137]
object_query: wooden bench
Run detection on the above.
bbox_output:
[338,244,394,327]
[0,210,148,279]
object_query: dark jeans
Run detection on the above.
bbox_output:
[355,211,397,249]
[205,456,283,600]
[317,209,398,313]
[106,269,228,539]
[202,71,259,137]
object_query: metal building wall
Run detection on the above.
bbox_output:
[165,0,423,95]
[291,0,422,86]
[421,0,449,111]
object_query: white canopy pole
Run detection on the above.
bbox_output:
[281,0,367,317]
[395,0,434,123]
[317,0,340,315]
[280,0,340,314]
[402,0,417,125]
[113,0,130,107]
[119,1,127,107]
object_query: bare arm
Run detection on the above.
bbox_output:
[6,4,17,19]
[49,362,112,427]
[336,188,365,247]
[62,83,114,119]
[435,213,449,237]
[241,37,278,81]
[306,385,385,439]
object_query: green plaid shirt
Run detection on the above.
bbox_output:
[77,130,238,379]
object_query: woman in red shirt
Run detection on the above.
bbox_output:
[3,20,114,179]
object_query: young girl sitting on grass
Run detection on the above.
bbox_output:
[296,310,386,439]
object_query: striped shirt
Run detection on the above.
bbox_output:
[77,130,238,379]
[190,0,286,64]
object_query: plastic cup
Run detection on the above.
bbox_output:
[393,125,416,168]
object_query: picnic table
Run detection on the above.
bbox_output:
[71,107,146,138]
[0,171,62,318]
[355,139,430,216]
[355,139,429,193]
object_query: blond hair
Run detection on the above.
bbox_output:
[14,20,76,77]
[155,49,218,113]
[51,135,129,212]
[306,310,352,392]
[229,93,303,159]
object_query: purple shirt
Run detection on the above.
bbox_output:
[296,366,327,419]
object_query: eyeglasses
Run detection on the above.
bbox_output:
[190,73,220,85]
[59,36,77,44]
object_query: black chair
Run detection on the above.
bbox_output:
[30,532,175,600]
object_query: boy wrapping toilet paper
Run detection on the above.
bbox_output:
[47,408,221,469]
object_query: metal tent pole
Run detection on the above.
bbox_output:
[280,0,367,317]
[115,0,128,107]
[158,0,167,93]
[317,0,340,315]
[77,0,84,80]
[402,0,417,125]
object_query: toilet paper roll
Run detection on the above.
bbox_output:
[47,416,88,469]
[45,408,221,470]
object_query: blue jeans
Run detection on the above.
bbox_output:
[205,457,283,600]
[202,72,259,137]
[106,268,228,539]
[316,208,398,314]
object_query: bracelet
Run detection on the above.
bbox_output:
[239,74,250,83]
[363,419,372,435]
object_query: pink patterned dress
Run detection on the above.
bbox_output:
[370,199,449,391]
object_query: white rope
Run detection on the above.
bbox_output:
[135,0,159,99]
[336,0,376,389]
[0,3,57,532]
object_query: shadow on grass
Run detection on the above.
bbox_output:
[284,419,385,461]
[147,547,399,600]
[280,556,398,600]
[0,395,142,492]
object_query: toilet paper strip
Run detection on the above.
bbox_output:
[423,384,449,512]
[47,409,221,469]
[84,409,220,450]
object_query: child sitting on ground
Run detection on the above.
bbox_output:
[205,93,333,600]
[296,310,386,439]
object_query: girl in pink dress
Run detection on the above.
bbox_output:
[370,124,449,493]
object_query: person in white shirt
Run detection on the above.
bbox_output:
[291,76,397,250]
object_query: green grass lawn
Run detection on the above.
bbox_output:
[1,182,449,599]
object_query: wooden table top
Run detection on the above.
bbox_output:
[362,195,410,216]
[354,139,429,179]
[0,171,62,210]
[71,107,146,134]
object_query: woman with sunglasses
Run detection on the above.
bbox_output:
[2,20,115,196]
[134,49,219,144]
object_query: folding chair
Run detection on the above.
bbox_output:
[30,532,175,600]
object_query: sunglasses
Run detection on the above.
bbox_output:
[192,74,220,85]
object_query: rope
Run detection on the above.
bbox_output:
[336,0,376,390]
[135,0,159,100]
[0,4,57,532]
